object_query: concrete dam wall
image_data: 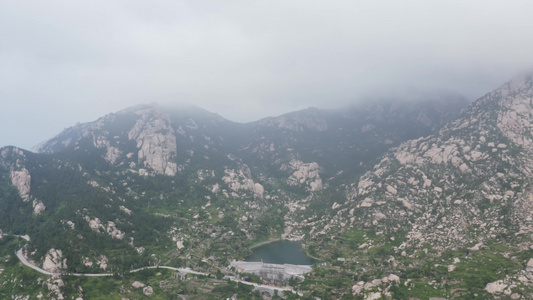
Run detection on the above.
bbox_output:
[230,261,312,283]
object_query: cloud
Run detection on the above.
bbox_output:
[1,0,533,149]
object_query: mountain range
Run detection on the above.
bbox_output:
[2,74,533,299]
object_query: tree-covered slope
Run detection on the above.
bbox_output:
[0,96,467,299]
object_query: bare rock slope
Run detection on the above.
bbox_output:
[324,73,533,254]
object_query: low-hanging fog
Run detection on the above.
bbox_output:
[1,0,533,149]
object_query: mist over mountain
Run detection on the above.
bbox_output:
[3,75,533,298]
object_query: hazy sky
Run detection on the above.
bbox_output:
[2,1,533,150]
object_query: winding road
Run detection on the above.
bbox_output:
[16,248,206,277]
[14,236,302,296]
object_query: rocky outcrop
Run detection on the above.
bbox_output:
[351,274,400,297]
[119,206,133,215]
[283,160,323,191]
[34,105,180,176]
[32,199,46,215]
[128,107,178,176]
[10,168,31,201]
[485,280,507,294]
[42,249,67,273]
[46,278,65,300]
[85,216,103,232]
[320,73,533,253]
[176,240,185,250]
[221,162,264,198]
[96,255,108,270]
[143,286,154,296]
[106,221,125,240]
[222,167,255,193]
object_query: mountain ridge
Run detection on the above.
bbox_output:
[10,89,528,298]
[294,73,533,298]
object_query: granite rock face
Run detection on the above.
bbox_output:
[10,168,31,201]
[34,105,179,176]
[284,159,323,191]
[128,107,178,176]
[42,249,67,274]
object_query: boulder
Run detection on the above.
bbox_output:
[367,292,382,300]
[143,286,154,296]
[132,281,145,288]
[485,280,507,294]
[527,258,533,269]
[388,274,400,284]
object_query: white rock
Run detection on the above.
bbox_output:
[363,282,375,290]
[469,242,483,252]
[361,198,374,207]
[386,185,397,195]
[106,221,125,240]
[222,167,256,195]
[469,150,484,161]
[366,292,382,300]
[374,212,386,220]
[352,282,364,294]
[88,217,103,231]
[33,199,46,215]
[42,249,67,273]
[83,257,93,267]
[448,265,456,272]
[459,163,470,173]
[11,168,31,201]
[423,178,432,188]
[395,152,417,165]
[128,108,178,176]
[388,274,400,284]
[254,183,264,198]
[66,221,75,230]
[132,281,145,288]
[97,255,108,270]
[485,280,507,294]
[119,206,133,215]
[176,241,185,250]
[143,286,154,296]
[286,160,323,191]
[527,258,533,270]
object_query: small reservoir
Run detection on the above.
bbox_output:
[245,240,318,265]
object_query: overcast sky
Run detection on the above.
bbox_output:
[2,0,533,150]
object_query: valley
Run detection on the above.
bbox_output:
[1,74,533,299]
